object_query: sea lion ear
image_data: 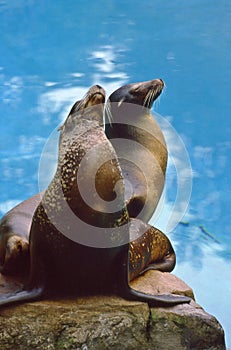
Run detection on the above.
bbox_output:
[57,125,63,132]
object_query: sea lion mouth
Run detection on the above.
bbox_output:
[85,85,105,107]
[140,78,165,109]
[87,92,105,107]
[59,86,106,133]
[77,86,105,111]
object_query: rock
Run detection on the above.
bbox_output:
[0,271,226,350]
[130,270,195,299]
[149,301,225,350]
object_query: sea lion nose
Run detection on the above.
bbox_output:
[157,78,165,86]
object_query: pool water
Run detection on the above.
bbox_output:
[0,1,230,347]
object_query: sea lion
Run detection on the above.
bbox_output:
[105,78,167,223]
[0,84,190,307]
[0,87,172,281]
[0,193,43,276]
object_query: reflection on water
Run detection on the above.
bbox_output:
[0,1,230,347]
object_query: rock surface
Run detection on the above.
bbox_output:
[0,271,226,350]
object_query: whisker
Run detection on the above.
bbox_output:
[145,90,150,108]
[105,101,113,127]
[150,89,155,108]
[148,89,154,108]
[143,90,151,108]
[143,86,163,109]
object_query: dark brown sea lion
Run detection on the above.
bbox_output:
[105,78,167,223]
[0,84,190,307]
[0,193,43,276]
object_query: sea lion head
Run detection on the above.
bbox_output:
[59,85,106,143]
[108,78,164,108]
[68,84,106,115]
[105,79,164,125]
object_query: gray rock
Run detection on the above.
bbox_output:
[0,271,226,350]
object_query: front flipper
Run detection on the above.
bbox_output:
[129,219,176,281]
[138,251,176,276]
[0,235,30,276]
[0,272,43,307]
[120,244,191,307]
[0,287,43,307]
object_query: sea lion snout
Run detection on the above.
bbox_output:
[153,78,164,88]
[88,92,105,106]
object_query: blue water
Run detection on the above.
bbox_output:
[0,0,230,347]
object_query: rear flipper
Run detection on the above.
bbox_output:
[122,286,191,307]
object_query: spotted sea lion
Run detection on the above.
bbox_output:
[0,84,190,307]
[105,78,167,223]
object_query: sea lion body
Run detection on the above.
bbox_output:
[105,79,167,222]
[0,193,43,275]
